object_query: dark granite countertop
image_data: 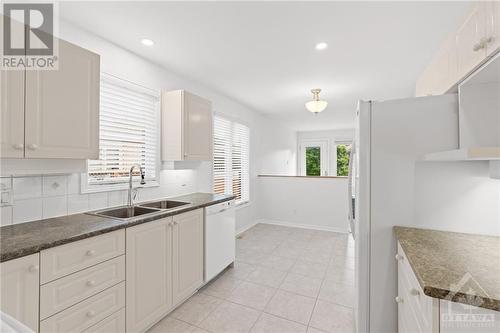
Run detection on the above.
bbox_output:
[0,193,234,263]
[394,226,500,312]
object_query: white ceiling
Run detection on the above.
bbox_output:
[60,1,471,131]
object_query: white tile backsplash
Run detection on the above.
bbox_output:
[13,177,42,200]
[67,194,89,214]
[43,175,68,197]
[13,198,43,224]
[0,206,12,226]
[108,190,127,207]
[66,173,80,194]
[89,192,108,210]
[42,196,68,219]
[4,170,199,224]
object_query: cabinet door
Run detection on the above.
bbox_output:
[25,38,99,159]
[126,217,173,333]
[456,3,488,78]
[0,254,40,332]
[183,91,213,161]
[0,70,25,158]
[172,209,204,305]
[485,1,500,55]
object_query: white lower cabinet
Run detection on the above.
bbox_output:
[126,217,173,333]
[40,282,125,333]
[126,208,205,333]
[82,309,125,333]
[172,209,204,305]
[0,209,205,333]
[396,242,500,332]
[0,253,40,332]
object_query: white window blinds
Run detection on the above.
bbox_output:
[213,116,250,204]
[86,73,159,188]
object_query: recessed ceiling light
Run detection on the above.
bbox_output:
[315,42,328,50]
[141,38,154,46]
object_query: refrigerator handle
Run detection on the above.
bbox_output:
[347,141,356,237]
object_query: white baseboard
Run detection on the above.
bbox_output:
[255,218,349,234]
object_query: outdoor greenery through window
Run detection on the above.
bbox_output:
[337,143,352,176]
[306,147,321,176]
[213,116,250,204]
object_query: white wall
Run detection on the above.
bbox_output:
[257,121,297,176]
[256,176,349,233]
[414,161,500,235]
[297,129,354,176]
[0,20,297,232]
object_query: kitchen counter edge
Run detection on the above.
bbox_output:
[394,226,500,312]
[0,193,235,263]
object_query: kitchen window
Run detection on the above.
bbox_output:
[83,73,160,192]
[213,116,250,205]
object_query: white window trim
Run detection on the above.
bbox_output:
[81,73,161,194]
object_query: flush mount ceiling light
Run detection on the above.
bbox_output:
[305,88,328,114]
[315,42,328,50]
[141,38,154,46]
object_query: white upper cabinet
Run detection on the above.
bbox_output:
[161,90,213,161]
[456,2,488,79]
[416,34,458,96]
[25,39,100,159]
[0,36,100,160]
[416,1,500,96]
[0,70,25,158]
[0,254,40,332]
[485,1,500,55]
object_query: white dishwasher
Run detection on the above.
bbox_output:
[204,200,235,282]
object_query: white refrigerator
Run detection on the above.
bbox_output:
[349,94,459,333]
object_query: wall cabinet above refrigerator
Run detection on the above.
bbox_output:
[416,1,500,97]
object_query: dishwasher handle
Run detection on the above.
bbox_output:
[206,200,235,215]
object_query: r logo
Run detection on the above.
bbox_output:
[3,3,54,56]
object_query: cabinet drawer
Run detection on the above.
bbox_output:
[41,230,125,283]
[40,256,125,319]
[82,308,125,333]
[40,282,125,333]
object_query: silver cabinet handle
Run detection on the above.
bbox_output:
[28,265,39,273]
[86,280,96,287]
[473,37,493,52]
[26,144,38,150]
[473,42,483,51]
[86,310,96,318]
[395,296,404,303]
[86,250,96,256]
[395,254,404,261]
[12,143,24,150]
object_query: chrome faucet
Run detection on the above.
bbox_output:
[128,164,146,207]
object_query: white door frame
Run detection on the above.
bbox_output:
[298,139,329,176]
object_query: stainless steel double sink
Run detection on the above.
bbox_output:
[88,200,191,221]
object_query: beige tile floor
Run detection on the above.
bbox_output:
[148,224,356,333]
